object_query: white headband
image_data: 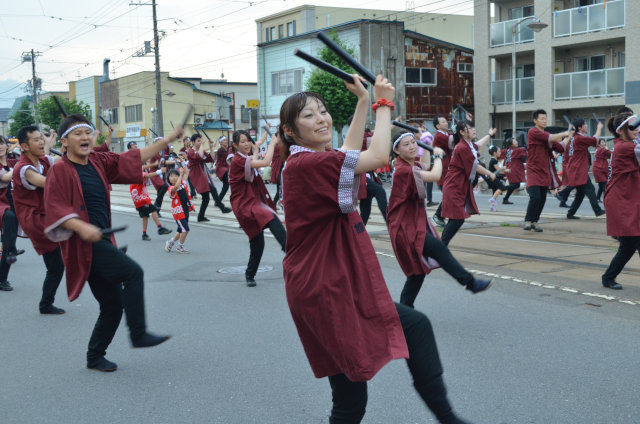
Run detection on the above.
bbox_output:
[60,123,94,139]
[393,132,415,149]
[219,136,227,142]
[616,115,637,133]
[153,137,163,142]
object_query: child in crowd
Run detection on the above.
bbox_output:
[165,167,194,254]
[129,169,172,240]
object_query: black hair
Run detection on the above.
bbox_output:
[17,125,40,145]
[489,145,499,156]
[167,169,180,179]
[607,111,633,138]
[616,106,633,114]
[191,133,201,142]
[433,116,446,129]
[278,91,330,161]
[572,118,586,129]
[232,130,253,153]
[58,113,92,137]
[532,109,547,120]
[453,120,471,145]
[0,136,8,145]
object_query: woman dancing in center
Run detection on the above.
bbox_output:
[279,75,474,424]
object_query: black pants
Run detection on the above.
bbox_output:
[154,183,169,209]
[0,210,18,282]
[273,172,282,205]
[86,239,147,362]
[567,179,603,216]
[198,183,224,220]
[328,303,459,424]
[359,179,388,225]
[503,182,520,201]
[524,185,547,223]
[40,247,64,310]
[434,189,443,219]
[596,181,606,201]
[557,185,573,202]
[400,233,475,308]
[602,236,640,284]
[219,172,229,203]
[246,217,286,279]
[188,177,197,197]
[426,182,434,203]
[440,218,464,246]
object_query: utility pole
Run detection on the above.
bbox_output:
[21,49,40,128]
[131,0,164,136]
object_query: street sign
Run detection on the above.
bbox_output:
[246,99,259,108]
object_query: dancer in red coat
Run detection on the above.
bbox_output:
[278,75,474,424]
[387,133,492,308]
[601,111,640,290]
[229,129,285,287]
[502,138,526,204]
[431,116,453,226]
[215,135,231,203]
[592,138,611,202]
[440,120,496,246]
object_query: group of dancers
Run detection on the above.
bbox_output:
[2,64,639,423]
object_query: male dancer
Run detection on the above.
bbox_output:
[524,110,572,232]
[565,118,606,219]
[188,133,231,221]
[215,136,231,203]
[14,126,66,314]
[431,115,453,227]
[43,114,177,372]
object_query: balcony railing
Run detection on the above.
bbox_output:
[491,77,535,104]
[554,67,624,100]
[554,0,624,38]
[490,18,535,47]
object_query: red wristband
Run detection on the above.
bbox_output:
[372,98,395,112]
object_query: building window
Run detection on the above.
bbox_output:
[271,69,303,96]
[125,104,142,122]
[509,5,534,19]
[574,0,604,6]
[278,24,284,39]
[265,28,270,42]
[511,64,535,78]
[574,54,605,72]
[287,21,296,36]
[457,63,473,73]
[619,52,625,67]
[270,27,276,41]
[104,108,118,124]
[405,67,437,86]
[240,106,251,123]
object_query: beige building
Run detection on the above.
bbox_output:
[256,4,474,49]
[474,0,639,144]
[99,72,231,151]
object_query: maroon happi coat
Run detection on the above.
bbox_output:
[505,146,526,184]
[269,144,282,184]
[387,159,441,277]
[604,139,640,237]
[593,146,611,183]
[282,146,408,381]
[12,155,59,255]
[229,153,278,240]
[526,127,557,188]
[432,130,453,186]
[187,148,214,193]
[0,158,18,230]
[43,150,142,301]
[147,153,165,190]
[441,140,479,219]
[215,146,230,180]
[565,133,597,187]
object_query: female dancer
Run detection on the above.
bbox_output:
[269,138,283,206]
[229,130,286,287]
[486,145,509,211]
[600,111,640,290]
[215,135,231,203]
[502,138,526,204]
[592,138,611,202]
[278,75,474,424]
[440,121,496,246]
[0,136,19,291]
[388,132,492,308]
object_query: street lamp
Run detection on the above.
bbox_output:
[512,16,547,141]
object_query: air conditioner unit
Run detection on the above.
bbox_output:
[205,112,217,121]
[194,117,203,124]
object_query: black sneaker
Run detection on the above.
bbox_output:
[602,280,623,290]
[142,233,151,241]
[559,201,570,208]
[218,204,232,214]
[40,305,66,315]
[246,276,257,287]
[157,227,172,235]
[596,210,606,217]
[5,252,17,265]
[131,332,171,348]
[467,278,492,294]
[502,199,514,205]
[197,217,210,222]
[87,357,118,372]
[567,214,580,220]
[16,249,25,256]
[0,280,13,291]
[431,215,445,227]
[426,201,439,207]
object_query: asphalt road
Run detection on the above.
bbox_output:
[1,204,640,424]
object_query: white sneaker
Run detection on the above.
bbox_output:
[165,239,174,252]
[176,244,190,254]
[489,198,497,212]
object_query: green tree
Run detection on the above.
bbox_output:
[304,31,360,145]
[9,99,35,136]
[36,96,92,134]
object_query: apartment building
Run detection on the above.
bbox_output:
[474,0,640,144]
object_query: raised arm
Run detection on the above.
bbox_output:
[419,146,444,183]
[341,75,369,152]
[139,126,184,163]
[475,128,497,149]
[250,133,279,169]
